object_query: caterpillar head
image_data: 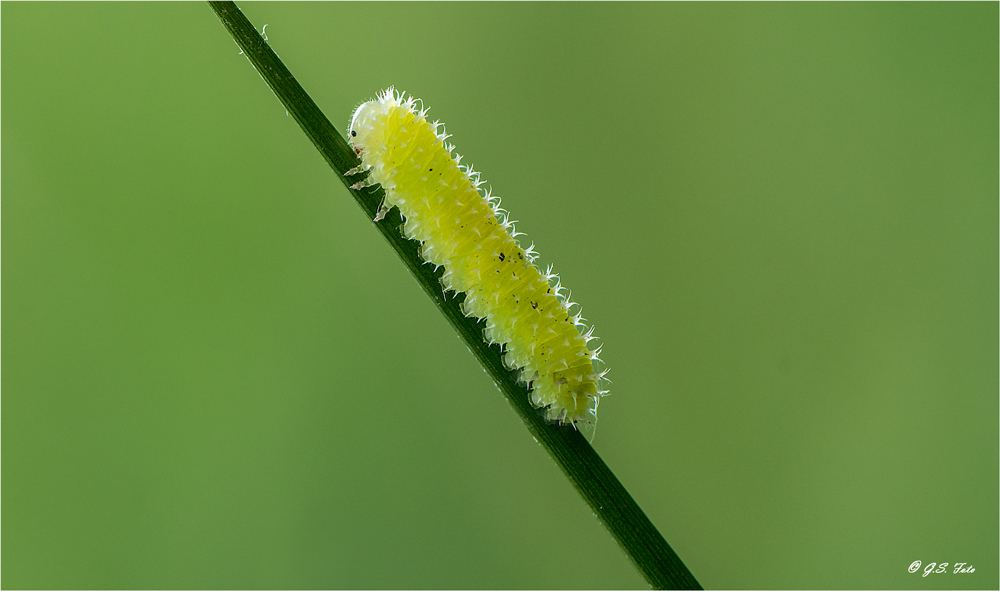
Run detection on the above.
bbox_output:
[348,87,403,158]
[348,100,379,157]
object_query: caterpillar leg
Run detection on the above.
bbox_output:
[373,198,390,222]
[349,177,377,191]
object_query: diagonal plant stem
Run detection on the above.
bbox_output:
[207,3,702,589]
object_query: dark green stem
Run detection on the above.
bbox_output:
[207,3,701,588]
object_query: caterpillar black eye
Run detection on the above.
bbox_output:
[351,130,357,137]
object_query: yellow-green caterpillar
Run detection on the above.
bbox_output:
[347,88,607,425]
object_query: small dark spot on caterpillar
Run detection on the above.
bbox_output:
[351,130,357,137]
[354,147,362,154]
[518,252,524,260]
[547,288,552,294]
[498,253,505,261]
[531,301,538,309]
[428,168,433,171]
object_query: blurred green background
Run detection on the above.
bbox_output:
[3,2,997,589]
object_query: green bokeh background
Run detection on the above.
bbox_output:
[3,2,997,589]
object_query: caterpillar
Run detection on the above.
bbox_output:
[347,88,608,426]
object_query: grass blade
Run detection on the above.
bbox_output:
[207,3,702,588]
